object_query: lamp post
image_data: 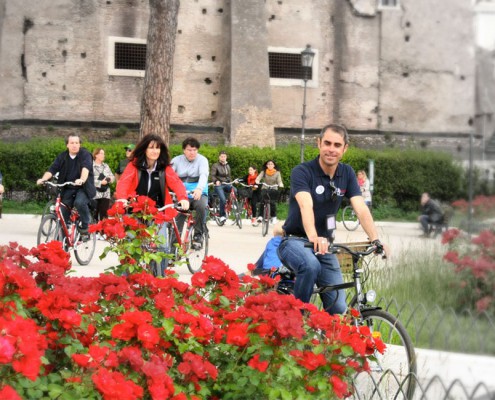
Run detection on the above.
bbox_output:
[300,44,315,164]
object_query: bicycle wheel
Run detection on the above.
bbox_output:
[233,200,242,229]
[342,205,360,231]
[186,225,208,274]
[41,199,56,220]
[73,223,97,266]
[261,203,270,237]
[37,214,62,245]
[210,197,225,226]
[353,309,417,399]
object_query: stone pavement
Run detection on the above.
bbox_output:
[1,214,494,397]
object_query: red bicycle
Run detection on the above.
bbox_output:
[236,181,255,220]
[208,181,242,229]
[37,181,96,265]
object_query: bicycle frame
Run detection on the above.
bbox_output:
[52,193,80,248]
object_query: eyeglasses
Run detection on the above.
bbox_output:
[329,181,337,201]
[126,149,132,152]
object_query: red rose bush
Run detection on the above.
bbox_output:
[443,195,495,314]
[0,198,385,399]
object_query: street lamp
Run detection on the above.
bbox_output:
[300,44,315,163]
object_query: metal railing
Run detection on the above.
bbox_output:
[350,372,495,400]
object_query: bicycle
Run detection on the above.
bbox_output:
[37,181,97,266]
[159,197,209,275]
[342,203,360,231]
[274,225,416,398]
[341,200,374,232]
[208,181,242,229]
[235,181,255,220]
[259,183,280,237]
[39,173,61,220]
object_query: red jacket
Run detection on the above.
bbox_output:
[115,162,188,221]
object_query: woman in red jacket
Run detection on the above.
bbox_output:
[116,134,189,274]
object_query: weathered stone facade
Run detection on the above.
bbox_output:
[0,0,485,159]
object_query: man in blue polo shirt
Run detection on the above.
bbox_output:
[280,124,385,315]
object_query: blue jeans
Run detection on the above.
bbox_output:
[61,188,91,229]
[277,237,347,315]
[214,184,235,217]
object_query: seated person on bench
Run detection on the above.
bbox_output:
[418,192,444,238]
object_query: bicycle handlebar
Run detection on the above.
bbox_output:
[303,241,383,258]
[208,180,238,186]
[43,181,76,187]
[259,183,280,189]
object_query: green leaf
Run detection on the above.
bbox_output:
[219,296,230,307]
[162,318,175,336]
[341,345,354,357]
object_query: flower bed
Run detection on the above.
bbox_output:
[0,197,385,399]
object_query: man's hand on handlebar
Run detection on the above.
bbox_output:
[309,235,330,255]
[191,188,202,201]
[371,239,388,259]
[178,199,190,211]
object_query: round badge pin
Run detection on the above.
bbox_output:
[315,185,325,195]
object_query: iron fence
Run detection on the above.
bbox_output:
[350,372,495,399]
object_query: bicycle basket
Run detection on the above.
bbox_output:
[238,186,253,199]
[261,189,280,202]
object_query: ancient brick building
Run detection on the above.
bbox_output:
[0,0,486,160]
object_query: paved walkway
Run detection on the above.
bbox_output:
[1,214,494,397]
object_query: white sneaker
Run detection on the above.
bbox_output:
[257,216,263,223]
[219,216,227,223]
[271,217,278,224]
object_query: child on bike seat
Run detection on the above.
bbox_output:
[251,222,285,276]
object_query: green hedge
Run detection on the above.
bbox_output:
[0,138,478,211]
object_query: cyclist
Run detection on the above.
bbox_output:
[278,124,386,315]
[255,160,284,224]
[115,144,135,183]
[36,134,95,240]
[241,165,260,226]
[210,150,234,224]
[92,147,115,226]
[357,169,372,207]
[171,137,209,248]
[115,134,190,273]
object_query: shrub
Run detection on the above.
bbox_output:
[0,198,385,399]
[0,138,470,212]
[442,195,495,314]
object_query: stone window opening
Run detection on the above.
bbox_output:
[268,46,319,88]
[269,52,312,80]
[378,0,400,10]
[108,36,146,77]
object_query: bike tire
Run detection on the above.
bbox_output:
[41,199,56,221]
[150,260,162,277]
[210,197,225,226]
[233,201,242,229]
[342,205,360,231]
[354,309,417,399]
[37,214,62,245]
[261,203,270,237]
[186,224,208,274]
[73,222,97,266]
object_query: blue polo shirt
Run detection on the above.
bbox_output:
[283,157,361,237]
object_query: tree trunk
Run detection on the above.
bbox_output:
[139,0,180,144]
